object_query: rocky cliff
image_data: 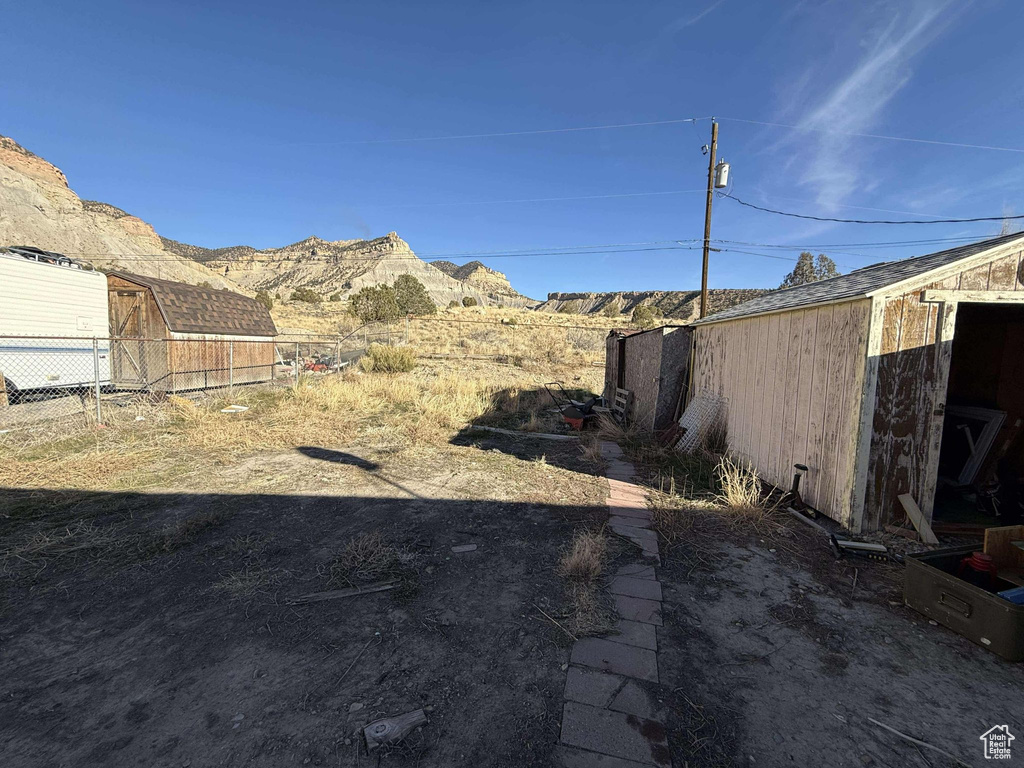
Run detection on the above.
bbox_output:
[535,289,770,321]
[0,136,237,289]
[162,234,534,308]
[431,260,537,304]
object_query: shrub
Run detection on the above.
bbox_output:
[329,292,342,302]
[393,274,437,315]
[558,300,581,314]
[631,304,662,330]
[462,296,477,307]
[291,286,322,304]
[361,343,417,373]
[197,281,212,289]
[254,290,274,311]
[714,457,773,521]
[600,302,621,317]
[351,285,401,323]
[447,300,459,309]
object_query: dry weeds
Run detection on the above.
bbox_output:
[557,529,614,637]
[714,456,776,523]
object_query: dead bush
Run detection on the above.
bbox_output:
[558,529,608,583]
[563,580,615,637]
[714,456,774,522]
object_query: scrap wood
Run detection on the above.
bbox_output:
[364,709,428,751]
[868,718,971,768]
[930,521,986,538]
[897,494,939,545]
[285,580,397,605]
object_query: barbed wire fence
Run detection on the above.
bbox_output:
[0,318,615,430]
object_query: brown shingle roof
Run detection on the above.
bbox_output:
[108,272,277,337]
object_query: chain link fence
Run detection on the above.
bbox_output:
[0,320,612,430]
[0,335,361,430]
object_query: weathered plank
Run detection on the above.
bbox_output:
[804,305,834,507]
[897,493,939,545]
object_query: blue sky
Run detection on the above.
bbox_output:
[4,0,1024,298]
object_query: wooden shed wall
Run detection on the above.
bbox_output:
[623,330,666,432]
[604,334,619,402]
[693,300,871,526]
[165,334,276,392]
[864,247,1024,530]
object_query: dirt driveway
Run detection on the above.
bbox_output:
[0,435,606,767]
[654,512,1024,768]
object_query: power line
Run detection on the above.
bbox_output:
[718,192,1024,225]
[290,117,714,145]
[718,116,1024,154]
[363,188,706,208]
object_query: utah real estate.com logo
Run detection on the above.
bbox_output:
[980,725,1014,760]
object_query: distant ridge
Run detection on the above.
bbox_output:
[535,289,771,321]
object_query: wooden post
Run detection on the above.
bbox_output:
[0,370,8,409]
[700,120,718,319]
[294,342,300,388]
[228,340,234,393]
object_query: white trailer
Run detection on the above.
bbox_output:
[0,250,111,397]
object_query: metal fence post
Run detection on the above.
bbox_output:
[228,340,234,394]
[335,338,341,375]
[294,342,300,388]
[92,338,103,425]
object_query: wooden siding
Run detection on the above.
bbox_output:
[692,300,871,525]
[623,330,665,432]
[164,335,275,392]
[865,247,1024,529]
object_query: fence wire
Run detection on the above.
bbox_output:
[0,319,612,429]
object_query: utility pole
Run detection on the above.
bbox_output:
[699,120,718,319]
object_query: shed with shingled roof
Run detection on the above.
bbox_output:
[106,271,278,392]
[688,231,1024,532]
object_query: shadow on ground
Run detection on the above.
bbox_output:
[0,479,611,768]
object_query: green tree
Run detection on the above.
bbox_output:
[291,286,322,303]
[558,300,582,314]
[329,292,342,302]
[600,302,621,317]
[779,252,839,289]
[447,300,459,309]
[393,274,437,315]
[254,290,274,311]
[350,284,401,323]
[462,296,478,307]
[631,304,662,330]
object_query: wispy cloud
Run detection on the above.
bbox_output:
[778,2,959,211]
[669,0,728,31]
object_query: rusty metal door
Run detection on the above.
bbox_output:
[110,291,147,386]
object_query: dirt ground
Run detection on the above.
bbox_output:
[5,406,1024,768]
[653,509,1024,768]
[0,434,609,767]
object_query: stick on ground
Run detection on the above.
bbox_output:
[868,718,971,768]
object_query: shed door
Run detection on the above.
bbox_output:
[110,291,148,386]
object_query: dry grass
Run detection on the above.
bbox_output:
[213,566,282,602]
[322,530,419,589]
[714,456,775,522]
[360,343,417,373]
[558,528,608,582]
[557,528,614,637]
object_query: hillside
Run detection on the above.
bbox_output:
[0,136,237,289]
[535,289,770,321]
[431,260,537,304]
[162,234,537,309]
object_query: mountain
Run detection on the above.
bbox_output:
[535,289,771,322]
[0,136,237,290]
[162,234,536,308]
[431,260,536,304]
